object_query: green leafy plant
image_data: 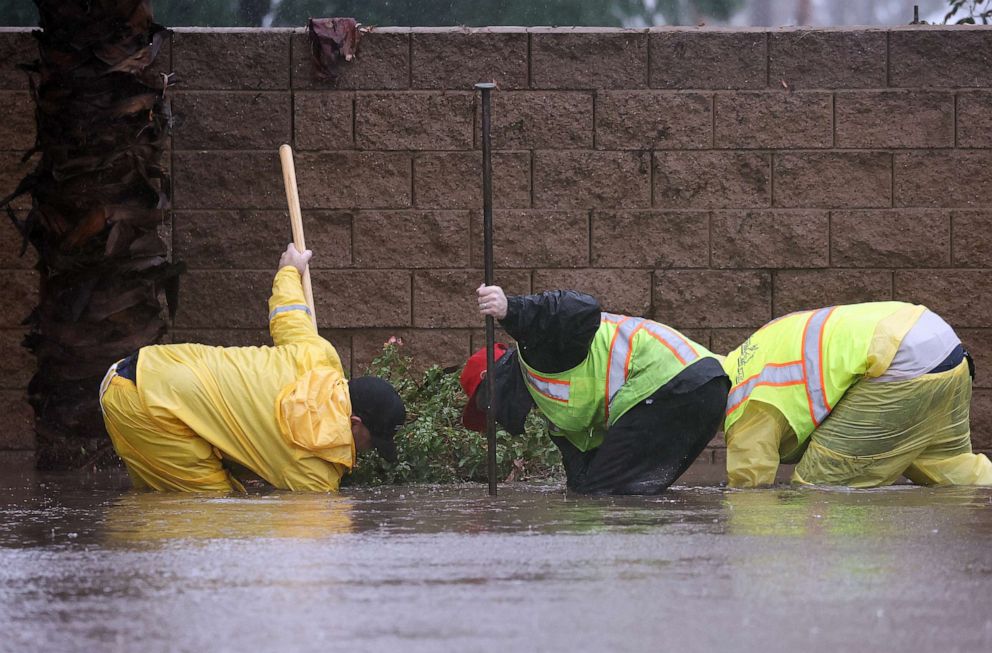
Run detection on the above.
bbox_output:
[344,341,563,486]
[945,0,992,23]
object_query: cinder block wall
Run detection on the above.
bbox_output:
[2,26,992,458]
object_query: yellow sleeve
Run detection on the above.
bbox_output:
[725,401,790,488]
[268,266,319,346]
[865,303,926,378]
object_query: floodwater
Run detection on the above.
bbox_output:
[1,463,990,653]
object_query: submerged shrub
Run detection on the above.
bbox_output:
[345,342,563,486]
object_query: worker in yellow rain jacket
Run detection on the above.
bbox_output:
[723,301,992,488]
[99,244,405,492]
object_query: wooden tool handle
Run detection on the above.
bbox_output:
[279,144,317,328]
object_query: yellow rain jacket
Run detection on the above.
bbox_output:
[101,266,355,492]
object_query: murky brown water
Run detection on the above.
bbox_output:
[1,462,990,653]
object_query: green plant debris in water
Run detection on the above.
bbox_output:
[345,343,563,486]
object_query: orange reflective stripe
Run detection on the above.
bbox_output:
[523,368,570,403]
[604,315,640,419]
[801,307,836,426]
[638,321,699,366]
[602,313,701,422]
[725,360,805,416]
[726,308,836,423]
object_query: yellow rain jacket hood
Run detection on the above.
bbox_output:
[276,368,355,467]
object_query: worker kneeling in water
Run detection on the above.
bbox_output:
[723,301,992,488]
[99,244,405,492]
[461,285,730,495]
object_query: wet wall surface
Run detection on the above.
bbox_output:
[1,467,990,653]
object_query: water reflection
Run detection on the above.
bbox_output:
[1,474,990,653]
[100,494,356,545]
[721,485,992,618]
[724,486,991,538]
[3,478,990,549]
[337,484,730,536]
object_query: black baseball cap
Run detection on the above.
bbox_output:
[348,376,405,463]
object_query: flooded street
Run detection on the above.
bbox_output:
[1,463,990,653]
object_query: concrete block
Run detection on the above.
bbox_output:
[712,210,829,268]
[769,29,886,89]
[535,269,652,317]
[653,270,772,328]
[774,152,891,209]
[597,91,711,150]
[534,150,651,209]
[174,30,290,90]
[412,31,528,90]
[654,152,770,209]
[650,30,766,89]
[714,91,831,149]
[831,209,950,268]
[414,151,530,209]
[353,210,471,268]
[471,210,589,268]
[592,210,709,268]
[531,31,647,89]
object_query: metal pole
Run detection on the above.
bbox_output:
[476,82,497,497]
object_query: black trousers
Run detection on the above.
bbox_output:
[553,375,730,495]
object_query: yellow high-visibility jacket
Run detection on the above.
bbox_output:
[135,266,354,491]
[723,302,924,488]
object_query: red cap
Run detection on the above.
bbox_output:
[459,344,508,432]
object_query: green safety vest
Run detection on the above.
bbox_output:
[519,312,716,452]
[723,301,921,444]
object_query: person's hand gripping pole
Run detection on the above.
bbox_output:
[477,284,507,320]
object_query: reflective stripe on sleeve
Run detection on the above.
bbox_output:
[268,304,313,321]
[605,316,642,416]
[98,361,121,415]
[602,313,700,420]
[801,306,836,426]
[524,369,570,403]
[725,361,805,416]
[725,307,836,424]
[639,321,699,366]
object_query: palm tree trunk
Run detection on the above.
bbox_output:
[0,0,182,469]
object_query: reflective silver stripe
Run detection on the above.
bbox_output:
[726,362,805,414]
[802,307,835,426]
[640,321,699,365]
[603,314,702,417]
[268,304,312,321]
[524,370,570,402]
[99,361,122,416]
[606,316,643,414]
